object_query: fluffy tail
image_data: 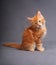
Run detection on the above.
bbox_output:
[3,42,21,49]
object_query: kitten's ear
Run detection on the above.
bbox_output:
[27,17,33,21]
[37,11,44,18]
[37,11,41,14]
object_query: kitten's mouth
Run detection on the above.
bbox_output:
[36,25,41,29]
[32,25,42,30]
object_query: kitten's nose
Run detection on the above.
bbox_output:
[39,25,41,28]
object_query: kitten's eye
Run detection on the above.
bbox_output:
[35,22,37,24]
[39,20,41,23]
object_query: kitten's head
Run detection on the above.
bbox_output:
[27,11,46,28]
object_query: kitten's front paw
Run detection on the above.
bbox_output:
[37,47,45,52]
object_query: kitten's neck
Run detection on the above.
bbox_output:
[29,25,41,31]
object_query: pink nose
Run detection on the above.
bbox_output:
[36,25,41,29]
[39,25,41,28]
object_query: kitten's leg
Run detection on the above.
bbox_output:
[28,43,36,52]
[36,39,45,52]
[22,42,35,52]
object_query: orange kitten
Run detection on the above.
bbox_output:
[3,11,47,52]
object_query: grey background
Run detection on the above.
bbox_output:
[1,0,56,42]
[1,0,56,65]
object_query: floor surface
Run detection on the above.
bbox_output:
[1,41,56,65]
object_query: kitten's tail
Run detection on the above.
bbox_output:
[3,42,21,49]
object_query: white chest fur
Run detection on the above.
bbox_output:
[42,25,47,38]
[42,31,46,38]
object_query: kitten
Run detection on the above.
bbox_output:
[3,11,47,52]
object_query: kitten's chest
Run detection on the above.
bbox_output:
[42,30,46,38]
[33,28,47,39]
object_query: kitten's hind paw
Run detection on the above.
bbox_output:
[29,49,34,52]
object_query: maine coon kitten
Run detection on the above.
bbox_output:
[3,11,47,52]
